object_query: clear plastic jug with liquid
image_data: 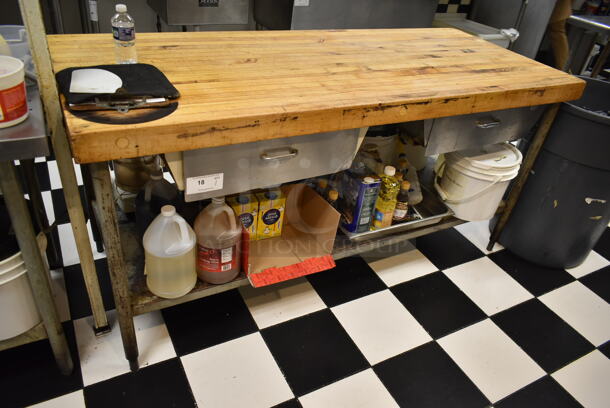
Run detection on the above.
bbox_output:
[194,197,242,284]
[143,205,197,299]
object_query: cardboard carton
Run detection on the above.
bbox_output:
[255,189,286,240]
[245,184,340,287]
[227,193,259,241]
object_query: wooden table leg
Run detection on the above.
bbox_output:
[0,161,74,375]
[487,103,561,251]
[90,162,139,371]
[18,0,109,334]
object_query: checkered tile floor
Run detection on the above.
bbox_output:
[437,0,471,14]
[1,158,609,408]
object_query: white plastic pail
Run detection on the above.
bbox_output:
[0,261,41,340]
[0,234,46,340]
[435,143,522,221]
[0,55,28,128]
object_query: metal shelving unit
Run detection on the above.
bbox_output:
[100,204,463,318]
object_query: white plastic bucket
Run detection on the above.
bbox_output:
[363,133,398,164]
[0,55,28,128]
[0,234,46,340]
[0,260,41,340]
[435,143,522,221]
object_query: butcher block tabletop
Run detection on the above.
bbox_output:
[47,28,584,164]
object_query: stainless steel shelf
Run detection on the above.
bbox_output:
[0,85,49,162]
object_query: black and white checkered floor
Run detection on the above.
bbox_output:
[1,157,609,408]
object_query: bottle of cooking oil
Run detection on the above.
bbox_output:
[143,205,197,299]
[194,197,242,284]
[392,180,412,223]
[327,189,339,209]
[373,166,400,229]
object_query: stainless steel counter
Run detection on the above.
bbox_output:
[0,86,49,161]
[569,15,610,34]
[568,15,610,76]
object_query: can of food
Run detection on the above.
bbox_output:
[0,55,28,128]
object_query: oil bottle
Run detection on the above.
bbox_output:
[392,180,412,223]
[373,166,400,229]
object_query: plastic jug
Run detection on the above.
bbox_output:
[194,197,242,284]
[135,169,180,238]
[143,205,196,299]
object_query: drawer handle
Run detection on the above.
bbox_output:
[261,148,299,161]
[476,117,501,129]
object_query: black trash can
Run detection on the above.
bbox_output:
[499,76,610,269]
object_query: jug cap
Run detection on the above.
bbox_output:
[161,205,176,217]
[384,166,396,177]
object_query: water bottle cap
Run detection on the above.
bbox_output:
[384,166,396,177]
[161,205,175,217]
[363,176,375,184]
[236,195,250,204]
[328,190,339,201]
[116,4,127,12]
[212,197,225,204]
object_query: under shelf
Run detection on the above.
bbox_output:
[120,213,463,315]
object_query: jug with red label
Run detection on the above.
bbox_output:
[194,197,242,284]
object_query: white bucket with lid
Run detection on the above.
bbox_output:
[0,260,41,341]
[0,55,28,128]
[435,143,522,221]
[0,233,47,340]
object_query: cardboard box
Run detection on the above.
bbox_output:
[255,189,286,240]
[227,193,259,241]
[245,184,340,287]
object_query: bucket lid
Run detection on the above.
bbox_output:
[0,55,24,78]
[447,143,522,172]
[0,251,22,270]
[0,261,26,285]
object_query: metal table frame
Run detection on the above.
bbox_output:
[18,0,566,371]
[17,0,110,336]
[0,161,72,374]
[567,15,610,77]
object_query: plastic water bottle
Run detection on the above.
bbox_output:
[111,4,137,64]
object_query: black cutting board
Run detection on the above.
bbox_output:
[55,63,180,105]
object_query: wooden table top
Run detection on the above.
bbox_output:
[48,29,584,164]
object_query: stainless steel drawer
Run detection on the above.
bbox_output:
[402,105,545,155]
[183,129,362,202]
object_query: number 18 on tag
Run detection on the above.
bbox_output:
[186,173,224,195]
